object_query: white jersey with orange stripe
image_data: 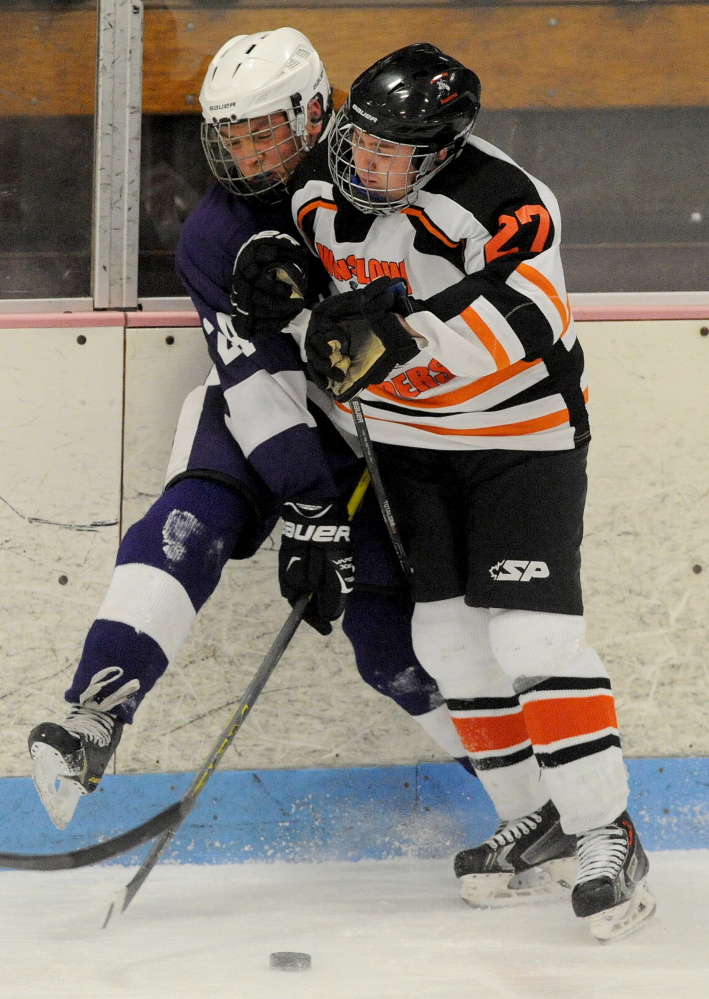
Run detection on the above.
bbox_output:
[289,134,589,451]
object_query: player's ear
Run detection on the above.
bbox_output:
[434,147,449,164]
[305,97,324,145]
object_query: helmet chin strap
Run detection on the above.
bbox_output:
[350,173,388,203]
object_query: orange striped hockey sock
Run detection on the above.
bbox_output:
[518,677,629,833]
[448,694,548,819]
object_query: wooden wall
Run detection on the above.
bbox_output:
[0,4,707,116]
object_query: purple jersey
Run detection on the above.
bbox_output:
[175,182,343,503]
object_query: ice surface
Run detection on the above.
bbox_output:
[0,851,707,998]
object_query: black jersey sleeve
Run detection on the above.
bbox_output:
[417,145,570,364]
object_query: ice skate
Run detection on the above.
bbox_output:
[28,667,139,830]
[454,799,577,907]
[572,811,655,942]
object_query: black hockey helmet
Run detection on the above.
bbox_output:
[349,43,481,149]
[329,44,481,214]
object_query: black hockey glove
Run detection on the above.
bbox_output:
[305,277,420,402]
[279,498,355,636]
[231,230,313,341]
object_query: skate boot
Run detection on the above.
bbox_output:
[572,810,656,942]
[28,667,139,830]
[454,799,577,907]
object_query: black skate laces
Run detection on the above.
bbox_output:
[485,810,543,849]
[575,824,628,885]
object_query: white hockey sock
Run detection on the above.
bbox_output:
[540,750,629,834]
[475,755,548,821]
[96,562,196,663]
[489,608,629,833]
[411,598,547,820]
[409,702,467,759]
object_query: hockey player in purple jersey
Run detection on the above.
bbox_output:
[27,30,473,834]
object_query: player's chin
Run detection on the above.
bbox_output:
[352,176,388,202]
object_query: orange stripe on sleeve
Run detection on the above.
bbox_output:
[521,694,618,748]
[296,198,337,231]
[402,207,461,249]
[452,712,530,754]
[460,306,511,370]
[516,263,570,333]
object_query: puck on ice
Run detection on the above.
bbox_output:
[269,951,311,972]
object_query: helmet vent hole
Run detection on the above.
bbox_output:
[245,44,256,54]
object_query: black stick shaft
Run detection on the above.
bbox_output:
[104,594,309,925]
[349,397,413,580]
[104,469,371,926]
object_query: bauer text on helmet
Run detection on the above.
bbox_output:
[199,27,331,203]
[329,43,481,214]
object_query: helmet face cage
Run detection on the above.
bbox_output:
[201,102,309,204]
[329,105,473,215]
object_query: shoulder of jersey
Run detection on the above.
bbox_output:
[182,182,291,252]
[180,183,250,248]
[425,139,548,233]
[290,138,331,195]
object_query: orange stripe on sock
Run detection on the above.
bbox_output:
[452,711,530,754]
[521,694,618,748]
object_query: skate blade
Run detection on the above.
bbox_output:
[31,743,87,830]
[587,879,657,943]
[460,858,576,909]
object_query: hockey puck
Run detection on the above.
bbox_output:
[269,951,311,972]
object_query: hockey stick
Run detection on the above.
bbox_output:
[102,470,371,927]
[0,801,182,871]
[349,397,413,580]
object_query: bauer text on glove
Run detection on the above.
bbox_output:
[279,498,355,635]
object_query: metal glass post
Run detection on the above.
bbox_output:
[92,0,143,310]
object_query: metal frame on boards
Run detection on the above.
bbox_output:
[92,0,144,311]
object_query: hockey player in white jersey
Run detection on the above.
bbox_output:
[26,30,476,834]
[236,43,654,941]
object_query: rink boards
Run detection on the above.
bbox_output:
[0,302,708,782]
[0,758,708,864]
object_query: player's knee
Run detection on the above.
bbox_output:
[488,608,608,689]
[118,478,246,609]
[411,597,479,695]
[343,591,443,715]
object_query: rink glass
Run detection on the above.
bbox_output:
[0,2,706,303]
[0,1,97,301]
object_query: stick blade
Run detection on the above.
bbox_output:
[103,886,128,928]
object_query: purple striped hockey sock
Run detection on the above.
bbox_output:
[343,591,475,776]
[65,478,250,723]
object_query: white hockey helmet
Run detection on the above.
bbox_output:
[199,28,331,202]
